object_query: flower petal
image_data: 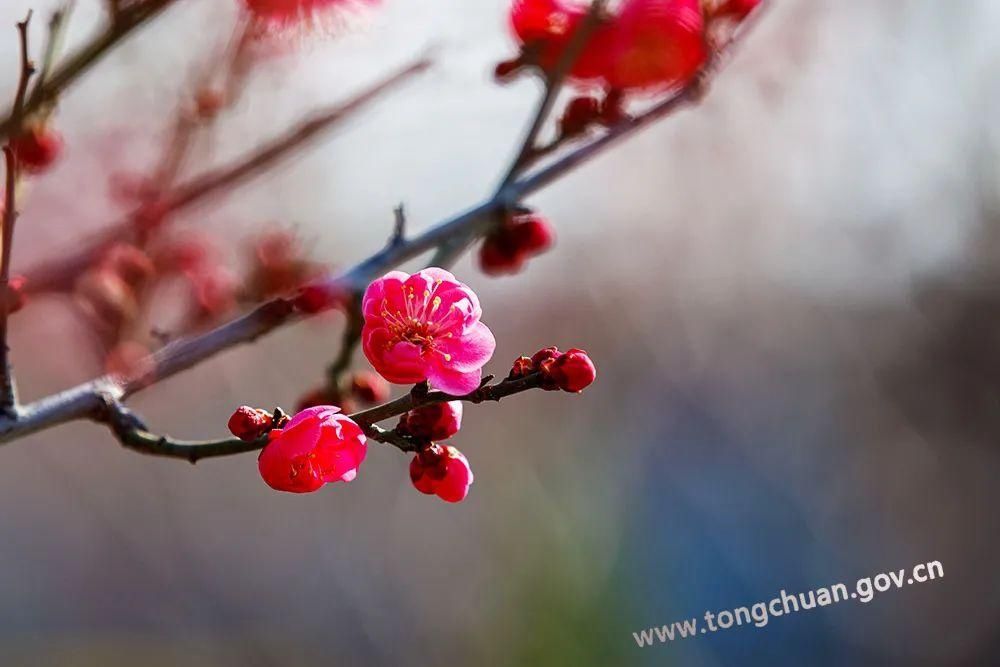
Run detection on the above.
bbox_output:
[438,321,496,372]
[427,362,482,395]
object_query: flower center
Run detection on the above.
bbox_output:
[380,288,460,360]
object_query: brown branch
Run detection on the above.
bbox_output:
[27,3,75,111]
[0,0,179,141]
[0,12,36,416]
[496,0,609,189]
[98,372,545,461]
[0,9,765,447]
[21,57,432,294]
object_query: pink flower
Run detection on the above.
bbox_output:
[397,401,463,441]
[409,444,474,503]
[258,406,367,493]
[362,268,496,395]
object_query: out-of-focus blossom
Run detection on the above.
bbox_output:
[509,0,617,80]
[479,213,555,276]
[258,405,366,493]
[101,244,156,288]
[10,124,63,174]
[362,268,496,395]
[506,0,707,91]
[242,0,377,28]
[705,0,761,22]
[246,229,322,300]
[189,268,238,321]
[3,275,26,315]
[296,385,356,414]
[605,0,706,91]
[349,371,390,405]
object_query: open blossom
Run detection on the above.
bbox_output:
[409,444,474,503]
[362,268,496,395]
[258,406,367,493]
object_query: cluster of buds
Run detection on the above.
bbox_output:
[397,401,463,442]
[510,346,597,392]
[296,369,390,414]
[397,402,471,502]
[479,212,555,276]
[409,444,474,503]
[74,243,155,337]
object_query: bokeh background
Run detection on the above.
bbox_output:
[0,0,997,664]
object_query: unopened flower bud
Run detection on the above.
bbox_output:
[508,355,534,380]
[397,401,463,441]
[543,347,596,392]
[560,96,602,137]
[228,405,274,441]
[479,213,555,276]
[409,444,474,502]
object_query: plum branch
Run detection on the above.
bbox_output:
[101,372,547,461]
[0,2,766,454]
[0,0,179,141]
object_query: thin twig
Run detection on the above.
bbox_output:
[100,372,544,461]
[27,2,75,110]
[0,11,764,446]
[325,300,362,387]
[21,57,432,294]
[496,0,608,190]
[0,0,178,141]
[0,13,36,416]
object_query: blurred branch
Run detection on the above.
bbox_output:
[21,57,432,294]
[497,0,608,190]
[0,0,179,140]
[0,9,764,447]
[28,2,75,109]
[0,13,36,416]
